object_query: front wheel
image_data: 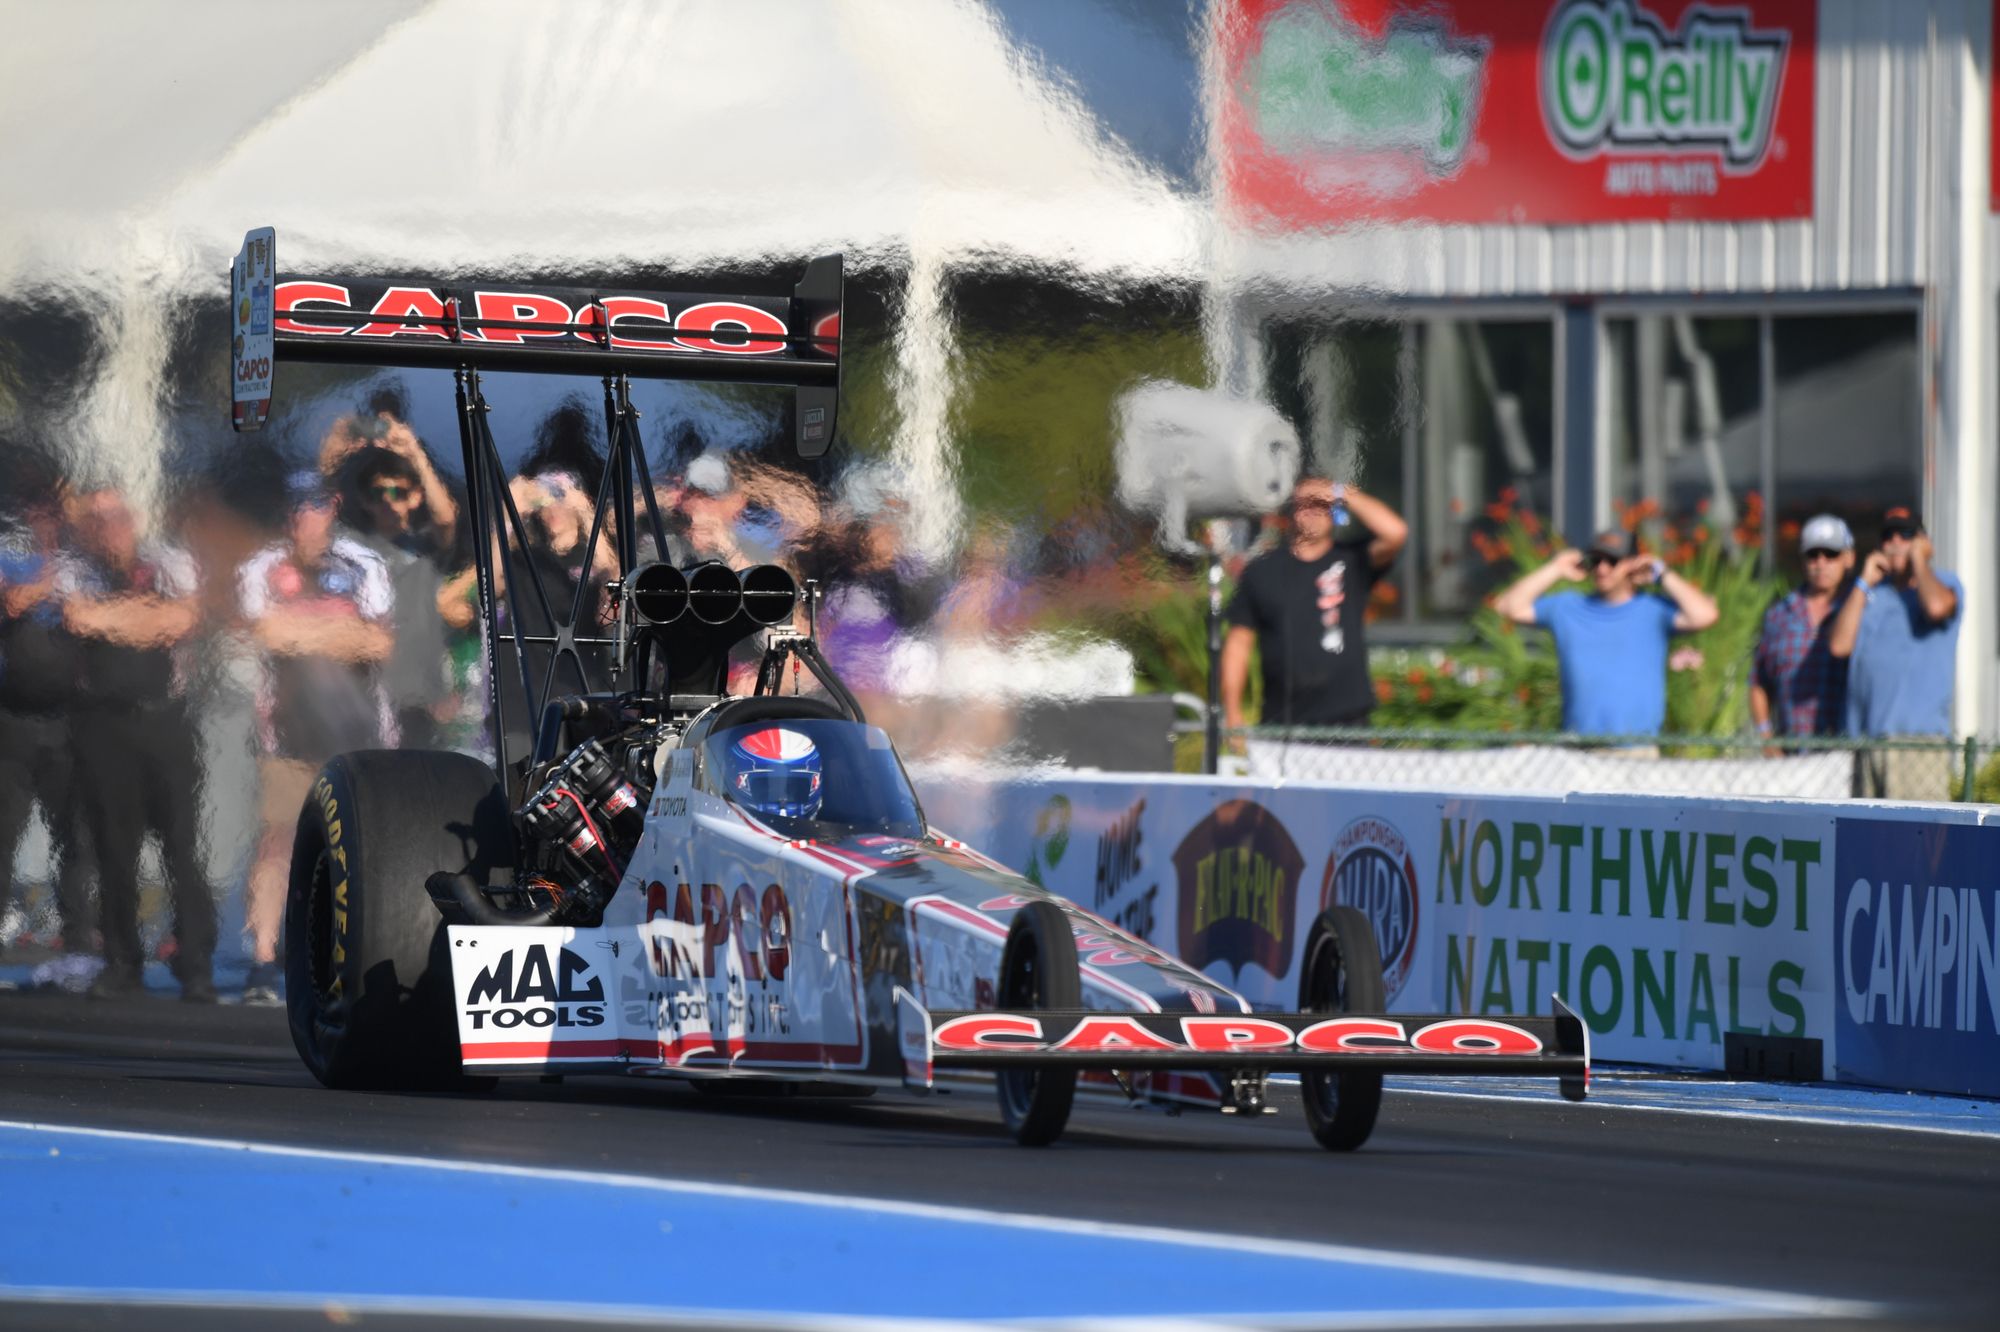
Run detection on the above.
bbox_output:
[995,901,1080,1146]
[285,750,515,1091]
[1298,906,1385,1151]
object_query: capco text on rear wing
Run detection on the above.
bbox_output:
[229,226,841,456]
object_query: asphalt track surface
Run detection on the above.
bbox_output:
[0,990,1995,1330]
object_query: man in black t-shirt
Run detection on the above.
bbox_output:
[1222,476,1408,730]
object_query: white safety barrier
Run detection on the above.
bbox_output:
[912,768,2000,1100]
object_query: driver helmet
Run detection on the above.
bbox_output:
[728,727,824,822]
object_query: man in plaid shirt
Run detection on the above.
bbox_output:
[1750,514,1854,739]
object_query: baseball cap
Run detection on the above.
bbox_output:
[1798,514,1854,553]
[1584,529,1634,561]
[684,452,731,497]
[286,468,333,508]
[1880,505,1922,538]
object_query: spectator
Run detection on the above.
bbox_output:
[0,472,93,951]
[320,390,460,548]
[1750,514,1854,742]
[804,477,945,719]
[1221,477,1408,732]
[1493,529,1719,738]
[1828,505,1962,798]
[677,451,778,569]
[328,428,460,748]
[238,471,395,1004]
[60,487,215,1001]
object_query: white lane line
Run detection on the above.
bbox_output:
[0,1287,980,1331]
[1372,1084,2000,1141]
[0,1286,1856,1331]
[0,1118,1874,1321]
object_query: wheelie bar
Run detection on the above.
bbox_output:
[924,996,1590,1101]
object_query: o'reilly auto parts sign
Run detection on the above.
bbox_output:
[1221,0,1814,226]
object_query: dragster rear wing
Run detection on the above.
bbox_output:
[916,999,1591,1102]
[229,226,842,456]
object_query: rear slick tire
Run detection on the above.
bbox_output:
[1298,906,1386,1151]
[995,900,1080,1146]
[285,749,515,1092]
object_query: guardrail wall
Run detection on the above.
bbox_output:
[915,768,2000,1098]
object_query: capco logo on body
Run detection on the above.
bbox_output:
[1542,0,1790,168]
[464,944,606,1029]
[1173,800,1302,980]
[1323,816,1420,1001]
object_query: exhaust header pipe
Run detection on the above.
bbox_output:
[626,561,798,629]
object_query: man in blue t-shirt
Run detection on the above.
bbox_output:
[1493,529,1719,737]
[1829,505,1962,799]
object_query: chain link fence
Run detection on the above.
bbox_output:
[1199,726,1993,805]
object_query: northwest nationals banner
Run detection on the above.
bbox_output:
[915,774,1843,1071]
[1218,0,1816,225]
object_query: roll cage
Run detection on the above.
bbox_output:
[229,226,857,785]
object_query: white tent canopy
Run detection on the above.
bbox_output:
[2,0,1204,530]
[2,0,1201,291]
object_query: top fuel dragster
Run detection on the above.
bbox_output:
[232,228,1587,1148]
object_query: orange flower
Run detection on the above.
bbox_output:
[1516,685,1532,704]
[1485,501,1510,522]
[1520,510,1542,535]
[1778,520,1801,542]
[1694,525,1710,544]
[1695,497,1710,514]
[1406,667,1427,686]
[1675,542,1697,564]
[1499,486,1519,504]
[1374,679,1393,704]
[1416,683,1435,703]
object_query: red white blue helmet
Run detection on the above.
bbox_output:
[728,727,823,821]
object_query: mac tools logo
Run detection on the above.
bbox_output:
[1542,1,1790,169]
[1173,800,1303,981]
[1322,816,1420,1002]
[463,944,606,1029]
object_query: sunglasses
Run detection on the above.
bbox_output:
[1287,497,1333,513]
[1802,548,1844,563]
[368,483,414,502]
[1587,553,1618,569]
[1882,526,1919,542]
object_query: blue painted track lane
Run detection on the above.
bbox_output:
[0,1122,1852,1327]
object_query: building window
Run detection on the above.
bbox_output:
[1606,314,1762,552]
[1604,308,1919,576]
[1772,312,1920,576]
[1266,313,1555,627]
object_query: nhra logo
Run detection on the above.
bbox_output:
[1323,816,1420,1002]
[1173,801,1302,981]
[464,944,606,1030]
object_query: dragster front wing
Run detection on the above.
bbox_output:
[910,1000,1590,1102]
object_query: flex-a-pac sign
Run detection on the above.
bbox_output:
[1219,0,1815,225]
[1834,819,2000,1098]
